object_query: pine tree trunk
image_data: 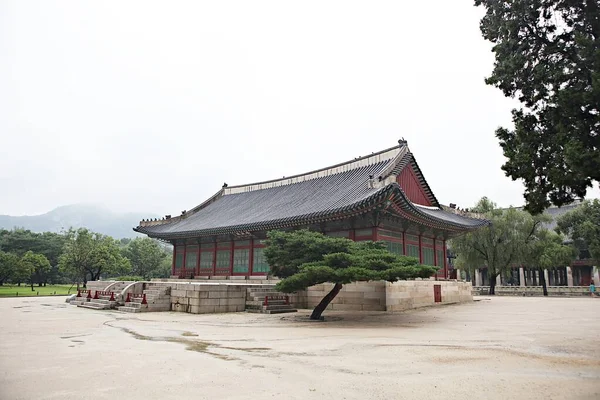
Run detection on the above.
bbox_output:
[310,283,343,320]
[489,275,497,295]
[539,267,548,296]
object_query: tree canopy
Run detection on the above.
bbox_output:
[20,251,51,290]
[120,237,168,279]
[452,197,576,294]
[556,199,600,261]
[0,251,19,286]
[452,198,544,293]
[475,0,600,214]
[59,228,130,286]
[264,230,437,320]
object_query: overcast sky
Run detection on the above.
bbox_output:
[1,1,598,217]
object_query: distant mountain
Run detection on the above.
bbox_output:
[0,204,160,239]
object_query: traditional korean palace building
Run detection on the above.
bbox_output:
[135,141,488,280]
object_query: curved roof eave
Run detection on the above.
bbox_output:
[134,184,488,240]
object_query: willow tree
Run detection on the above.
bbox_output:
[522,229,576,295]
[264,230,437,320]
[451,198,542,294]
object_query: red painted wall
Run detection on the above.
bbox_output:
[397,166,432,206]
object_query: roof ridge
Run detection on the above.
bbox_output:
[222,143,405,195]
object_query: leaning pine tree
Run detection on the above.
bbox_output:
[264,230,437,320]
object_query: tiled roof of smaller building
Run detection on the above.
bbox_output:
[135,142,488,239]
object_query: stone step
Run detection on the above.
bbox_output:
[124,302,147,309]
[117,306,142,313]
[246,308,297,314]
[245,300,288,307]
[263,304,295,311]
[264,308,297,314]
[250,296,289,302]
[77,303,109,310]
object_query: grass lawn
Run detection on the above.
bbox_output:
[0,284,76,297]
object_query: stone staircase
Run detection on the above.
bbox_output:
[117,285,171,313]
[70,281,132,310]
[245,286,297,314]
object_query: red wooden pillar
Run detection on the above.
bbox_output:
[212,242,217,276]
[248,238,254,277]
[195,242,201,276]
[229,240,235,276]
[349,229,356,242]
[418,234,423,264]
[433,238,438,268]
[171,245,176,276]
[402,232,407,256]
[443,239,448,279]
[372,227,378,241]
[182,245,187,278]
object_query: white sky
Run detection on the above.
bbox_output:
[1,1,598,216]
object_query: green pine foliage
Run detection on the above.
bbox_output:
[264,230,436,319]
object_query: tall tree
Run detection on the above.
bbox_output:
[121,237,168,279]
[475,0,600,214]
[59,228,130,286]
[451,198,541,294]
[264,230,436,320]
[555,199,600,261]
[20,251,51,291]
[522,229,577,295]
[0,251,18,286]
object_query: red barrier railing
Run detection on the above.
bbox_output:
[94,291,116,301]
[126,293,147,305]
[76,289,91,298]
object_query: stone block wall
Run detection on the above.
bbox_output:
[168,283,247,314]
[385,281,472,312]
[303,282,387,311]
[292,280,472,311]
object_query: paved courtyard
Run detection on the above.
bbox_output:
[1,296,599,400]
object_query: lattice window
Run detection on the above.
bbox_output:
[436,249,444,267]
[215,250,231,272]
[199,252,213,272]
[185,252,197,269]
[253,248,270,273]
[379,229,403,239]
[355,228,373,237]
[385,241,404,255]
[406,244,419,259]
[422,248,435,266]
[175,252,184,268]
[405,234,419,242]
[233,249,249,273]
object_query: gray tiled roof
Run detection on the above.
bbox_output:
[135,143,488,239]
